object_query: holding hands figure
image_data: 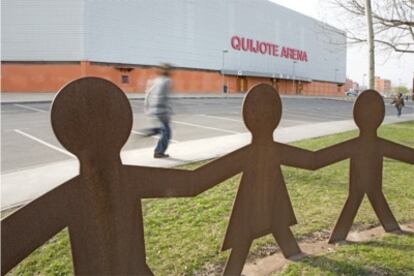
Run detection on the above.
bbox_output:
[313,90,414,243]
[194,84,316,275]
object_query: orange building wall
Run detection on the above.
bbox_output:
[1,61,344,95]
[1,63,83,92]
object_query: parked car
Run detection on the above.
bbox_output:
[345,90,358,96]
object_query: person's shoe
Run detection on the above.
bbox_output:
[154,153,170,158]
[139,128,159,137]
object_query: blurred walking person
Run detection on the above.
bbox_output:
[143,63,173,158]
[391,93,405,117]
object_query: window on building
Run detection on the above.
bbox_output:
[121,75,129,84]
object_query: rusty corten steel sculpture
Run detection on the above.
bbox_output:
[197,84,316,275]
[1,80,413,276]
[313,89,414,243]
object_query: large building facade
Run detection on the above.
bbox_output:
[1,0,347,95]
[375,76,392,94]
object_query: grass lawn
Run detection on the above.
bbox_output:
[279,233,414,276]
[7,121,414,275]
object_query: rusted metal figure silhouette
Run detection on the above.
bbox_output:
[0,77,223,275]
[313,90,414,243]
[196,84,315,275]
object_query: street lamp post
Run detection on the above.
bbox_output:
[292,61,297,94]
[334,68,339,82]
[362,73,367,89]
[222,50,228,95]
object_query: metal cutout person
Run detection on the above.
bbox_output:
[313,90,414,243]
[193,84,316,275]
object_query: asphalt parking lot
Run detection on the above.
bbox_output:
[1,97,413,173]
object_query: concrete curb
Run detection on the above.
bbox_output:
[2,114,413,211]
[1,93,245,104]
[1,92,368,104]
[1,96,358,105]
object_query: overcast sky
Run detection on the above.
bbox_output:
[270,0,414,88]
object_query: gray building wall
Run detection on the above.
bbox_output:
[1,0,346,83]
[1,0,84,61]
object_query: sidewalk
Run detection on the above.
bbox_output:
[2,113,413,210]
[1,92,243,104]
[1,92,362,104]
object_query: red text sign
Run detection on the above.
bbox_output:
[231,35,308,62]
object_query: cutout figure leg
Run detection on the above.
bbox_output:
[329,192,364,243]
[272,227,301,258]
[367,191,400,232]
[223,240,252,276]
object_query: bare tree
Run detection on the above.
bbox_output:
[330,0,414,54]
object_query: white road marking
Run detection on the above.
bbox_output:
[14,104,47,113]
[14,129,75,157]
[130,102,143,108]
[3,127,30,132]
[200,114,243,122]
[131,130,179,143]
[171,120,241,134]
[279,119,308,125]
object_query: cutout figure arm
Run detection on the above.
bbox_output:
[126,146,247,198]
[313,139,355,169]
[278,143,317,170]
[1,178,77,275]
[381,138,414,164]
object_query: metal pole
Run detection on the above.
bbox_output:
[362,73,367,89]
[292,61,297,94]
[412,72,414,101]
[221,50,228,95]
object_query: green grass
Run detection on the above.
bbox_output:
[279,233,414,276]
[8,121,414,275]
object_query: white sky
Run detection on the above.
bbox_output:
[270,0,414,88]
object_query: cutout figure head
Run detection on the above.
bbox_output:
[51,77,133,159]
[243,84,282,137]
[353,89,385,132]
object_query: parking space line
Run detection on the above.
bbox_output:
[171,120,241,134]
[131,130,179,143]
[130,102,143,107]
[177,100,205,105]
[13,129,75,157]
[200,114,243,122]
[279,119,308,125]
[14,104,47,113]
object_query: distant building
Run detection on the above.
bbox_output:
[345,79,353,91]
[375,76,391,94]
[345,78,359,91]
[2,0,347,95]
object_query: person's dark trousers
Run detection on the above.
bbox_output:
[154,115,171,154]
[396,106,402,116]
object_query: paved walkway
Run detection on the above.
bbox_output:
[1,92,360,104]
[1,92,242,104]
[2,113,413,210]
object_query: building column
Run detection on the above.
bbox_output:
[80,61,90,76]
